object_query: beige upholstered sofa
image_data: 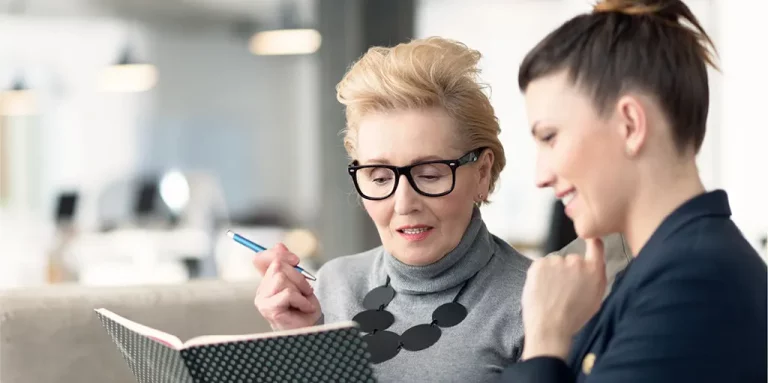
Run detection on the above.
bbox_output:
[0,279,269,383]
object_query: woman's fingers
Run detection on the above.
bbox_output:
[278,262,314,296]
[256,287,318,327]
[252,244,319,330]
[272,289,317,313]
[251,243,300,275]
[259,258,313,297]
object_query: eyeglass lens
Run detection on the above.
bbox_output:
[355,163,454,199]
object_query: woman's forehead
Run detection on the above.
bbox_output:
[354,109,462,163]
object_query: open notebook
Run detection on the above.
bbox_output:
[95,308,375,383]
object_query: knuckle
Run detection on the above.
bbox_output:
[283,285,300,296]
[538,256,561,270]
[272,272,288,286]
[269,257,283,269]
[279,252,298,264]
[254,285,268,300]
[255,300,270,316]
[565,254,582,264]
[272,289,288,302]
[528,261,543,275]
[549,255,565,263]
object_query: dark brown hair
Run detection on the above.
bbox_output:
[518,0,718,154]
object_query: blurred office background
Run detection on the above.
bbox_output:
[0,0,765,289]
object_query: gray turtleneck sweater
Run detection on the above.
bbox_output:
[314,210,532,383]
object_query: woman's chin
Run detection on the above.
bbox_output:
[575,221,611,240]
[574,220,600,239]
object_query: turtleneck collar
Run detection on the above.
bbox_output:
[382,207,494,295]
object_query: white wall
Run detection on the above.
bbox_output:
[0,16,148,227]
[417,0,573,246]
[715,0,768,255]
[0,15,321,231]
[416,0,766,254]
[138,25,319,222]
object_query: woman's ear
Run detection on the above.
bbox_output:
[478,149,494,188]
[616,94,648,157]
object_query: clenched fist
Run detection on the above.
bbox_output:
[521,238,607,360]
[252,243,322,331]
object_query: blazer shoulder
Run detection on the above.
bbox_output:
[655,218,765,272]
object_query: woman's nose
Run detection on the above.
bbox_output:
[535,155,555,189]
[393,175,421,215]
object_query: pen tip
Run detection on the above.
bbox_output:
[226,230,235,239]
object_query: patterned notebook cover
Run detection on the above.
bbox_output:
[95,308,376,383]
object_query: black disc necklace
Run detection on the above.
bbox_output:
[352,273,477,364]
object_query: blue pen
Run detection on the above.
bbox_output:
[226,230,317,281]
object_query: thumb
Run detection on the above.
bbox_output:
[584,237,605,267]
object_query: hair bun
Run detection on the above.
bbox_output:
[593,0,678,21]
[592,0,718,69]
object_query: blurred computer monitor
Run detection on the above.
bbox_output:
[54,192,79,225]
[134,180,159,217]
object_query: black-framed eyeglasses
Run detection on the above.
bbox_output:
[347,149,483,200]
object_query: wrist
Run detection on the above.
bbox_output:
[521,332,572,361]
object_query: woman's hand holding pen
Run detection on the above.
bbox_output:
[520,238,607,360]
[252,243,322,331]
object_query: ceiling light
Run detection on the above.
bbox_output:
[0,77,37,116]
[99,46,158,93]
[249,28,322,56]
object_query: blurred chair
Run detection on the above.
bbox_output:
[94,176,146,231]
[155,170,232,278]
[543,199,578,255]
[170,171,230,233]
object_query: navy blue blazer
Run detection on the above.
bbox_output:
[500,190,767,382]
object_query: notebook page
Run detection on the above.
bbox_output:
[94,308,184,350]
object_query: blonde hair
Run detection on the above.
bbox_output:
[336,37,506,199]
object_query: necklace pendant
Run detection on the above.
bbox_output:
[362,331,401,364]
[432,302,467,327]
[400,324,441,351]
[352,309,395,333]
[363,285,396,310]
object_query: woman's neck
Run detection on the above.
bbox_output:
[623,159,705,256]
[383,206,493,294]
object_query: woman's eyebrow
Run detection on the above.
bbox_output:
[360,155,446,166]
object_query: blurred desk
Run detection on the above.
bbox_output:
[0,213,53,290]
[65,228,212,286]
